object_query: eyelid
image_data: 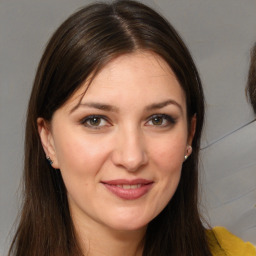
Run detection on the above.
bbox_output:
[146,114,177,126]
[79,113,176,130]
[80,115,111,129]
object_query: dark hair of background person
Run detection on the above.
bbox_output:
[247,43,256,114]
[8,1,211,255]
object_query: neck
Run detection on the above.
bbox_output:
[73,213,146,256]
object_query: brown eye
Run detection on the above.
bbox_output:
[152,116,164,125]
[146,114,176,127]
[81,115,109,129]
[88,117,101,126]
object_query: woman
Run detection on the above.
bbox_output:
[8,1,255,255]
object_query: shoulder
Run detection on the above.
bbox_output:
[206,226,256,256]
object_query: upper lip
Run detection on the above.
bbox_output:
[101,179,153,185]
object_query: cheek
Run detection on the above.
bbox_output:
[53,130,111,178]
[149,134,187,173]
[54,134,112,206]
[146,138,185,218]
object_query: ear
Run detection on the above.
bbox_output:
[37,117,59,168]
[187,114,197,146]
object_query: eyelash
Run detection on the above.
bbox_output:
[146,114,176,127]
[80,114,176,129]
[80,115,110,129]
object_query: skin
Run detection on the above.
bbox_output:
[38,51,196,256]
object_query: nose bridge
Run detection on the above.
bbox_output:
[112,124,148,171]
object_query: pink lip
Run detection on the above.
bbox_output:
[101,179,153,200]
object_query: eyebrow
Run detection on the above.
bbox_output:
[70,102,118,113]
[145,99,183,113]
[71,99,182,114]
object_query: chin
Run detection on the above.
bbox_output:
[104,214,152,232]
[111,222,148,232]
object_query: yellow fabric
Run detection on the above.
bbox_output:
[206,226,256,256]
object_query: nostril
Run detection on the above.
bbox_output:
[111,147,148,172]
[111,131,148,171]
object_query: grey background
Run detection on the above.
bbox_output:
[1,0,256,254]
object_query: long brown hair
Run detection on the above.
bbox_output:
[247,43,256,114]
[9,1,211,255]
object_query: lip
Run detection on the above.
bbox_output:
[101,179,153,200]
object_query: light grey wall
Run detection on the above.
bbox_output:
[1,0,256,254]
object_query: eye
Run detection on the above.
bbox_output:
[80,115,110,129]
[146,114,176,127]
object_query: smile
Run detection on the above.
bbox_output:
[116,184,142,189]
[101,179,153,200]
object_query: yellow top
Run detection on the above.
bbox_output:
[206,226,256,256]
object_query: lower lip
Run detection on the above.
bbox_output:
[102,183,153,200]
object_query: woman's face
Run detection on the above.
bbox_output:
[38,51,195,233]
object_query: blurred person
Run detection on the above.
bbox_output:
[247,43,256,113]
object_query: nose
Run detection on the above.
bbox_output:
[111,128,148,172]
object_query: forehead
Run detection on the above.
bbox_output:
[63,51,186,111]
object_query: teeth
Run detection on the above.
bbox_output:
[123,184,131,189]
[116,184,142,189]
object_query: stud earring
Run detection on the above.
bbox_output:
[184,145,192,161]
[46,156,53,165]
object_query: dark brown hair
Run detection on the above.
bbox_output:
[247,43,256,114]
[9,1,211,255]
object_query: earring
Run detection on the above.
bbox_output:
[46,156,53,165]
[184,145,192,161]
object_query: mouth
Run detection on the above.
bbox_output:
[101,179,153,200]
[115,184,143,189]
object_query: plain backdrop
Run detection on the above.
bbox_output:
[1,0,256,254]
